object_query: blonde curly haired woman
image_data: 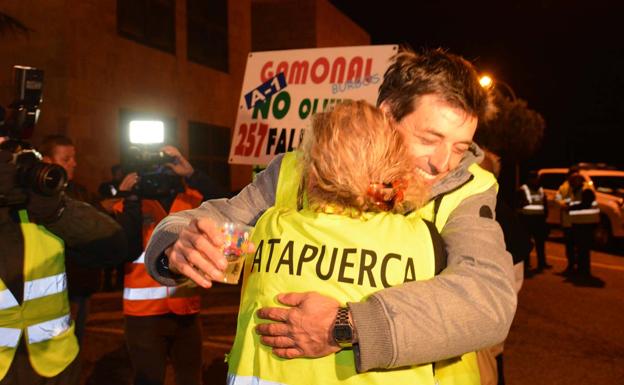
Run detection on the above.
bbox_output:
[226,100,448,385]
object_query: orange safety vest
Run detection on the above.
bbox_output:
[114,189,204,316]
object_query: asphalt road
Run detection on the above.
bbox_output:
[79,239,624,385]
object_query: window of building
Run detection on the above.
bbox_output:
[117,0,176,54]
[187,0,229,72]
[188,121,231,190]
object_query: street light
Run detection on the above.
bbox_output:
[479,74,517,101]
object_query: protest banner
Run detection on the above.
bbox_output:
[229,45,398,165]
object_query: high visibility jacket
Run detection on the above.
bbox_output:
[0,210,79,380]
[417,163,497,385]
[228,153,439,385]
[227,152,497,385]
[557,185,599,226]
[115,189,203,316]
[519,184,546,216]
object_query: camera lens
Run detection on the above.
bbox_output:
[31,163,67,196]
[19,162,67,196]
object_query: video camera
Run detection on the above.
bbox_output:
[123,120,183,199]
[0,66,67,207]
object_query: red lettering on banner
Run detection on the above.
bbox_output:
[259,56,373,85]
[260,61,274,82]
[330,57,346,84]
[289,61,309,84]
[346,57,363,81]
[311,57,330,84]
[234,124,248,156]
[233,122,269,158]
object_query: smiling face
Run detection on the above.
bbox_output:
[387,94,478,186]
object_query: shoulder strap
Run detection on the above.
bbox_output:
[423,219,447,275]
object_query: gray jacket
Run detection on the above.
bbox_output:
[144,143,516,372]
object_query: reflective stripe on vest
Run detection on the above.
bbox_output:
[23,272,67,301]
[569,201,600,224]
[228,373,285,385]
[27,314,71,344]
[124,286,169,300]
[0,289,19,310]
[520,185,545,215]
[0,210,78,380]
[0,328,21,348]
[228,152,439,385]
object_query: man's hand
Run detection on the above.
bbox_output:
[118,172,139,192]
[161,145,194,177]
[256,292,341,359]
[166,218,255,288]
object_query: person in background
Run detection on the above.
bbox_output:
[517,170,551,272]
[99,164,124,199]
[557,171,601,283]
[0,138,128,385]
[40,134,99,345]
[114,145,224,385]
[99,164,126,291]
[555,166,580,274]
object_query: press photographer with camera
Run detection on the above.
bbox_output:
[110,130,225,385]
[0,66,129,385]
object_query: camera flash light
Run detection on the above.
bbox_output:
[129,120,164,144]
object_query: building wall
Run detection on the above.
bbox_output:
[1,0,251,193]
[315,0,369,48]
[1,0,368,194]
[252,0,369,51]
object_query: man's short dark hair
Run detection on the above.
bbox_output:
[39,134,74,157]
[377,48,495,123]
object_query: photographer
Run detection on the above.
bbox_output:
[0,138,128,385]
[40,134,100,345]
[112,145,224,385]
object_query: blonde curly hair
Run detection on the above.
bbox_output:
[299,100,428,215]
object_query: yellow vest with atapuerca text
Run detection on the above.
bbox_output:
[0,210,79,380]
[227,152,440,385]
[228,153,496,385]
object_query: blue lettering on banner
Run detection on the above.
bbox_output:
[244,72,288,109]
[331,74,380,94]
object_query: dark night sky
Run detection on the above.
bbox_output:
[330,0,624,169]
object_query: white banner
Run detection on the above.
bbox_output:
[229,45,398,165]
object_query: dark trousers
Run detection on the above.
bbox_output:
[563,227,576,271]
[522,215,548,268]
[0,341,81,385]
[572,224,595,276]
[69,294,90,345]
[125,313,202,385]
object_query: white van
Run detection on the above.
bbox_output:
[537,167,624,248]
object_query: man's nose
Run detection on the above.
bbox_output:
[428,145,451,175]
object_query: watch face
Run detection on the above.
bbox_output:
[333,324,353,342]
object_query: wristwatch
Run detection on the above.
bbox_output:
[332,307,356,348]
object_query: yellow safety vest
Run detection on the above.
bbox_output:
[228,153,439,385]
[228,154,496,385]
[0,210,79,380]
[418,163,497,385]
